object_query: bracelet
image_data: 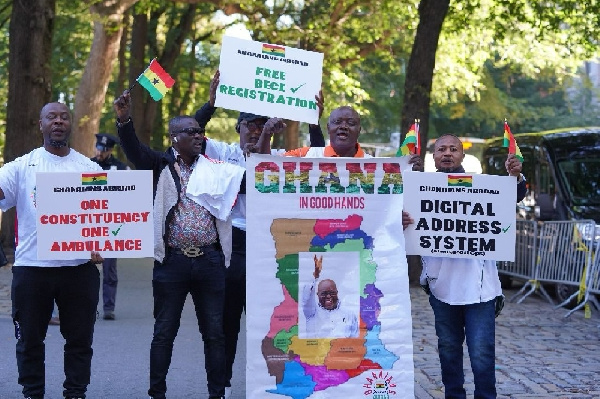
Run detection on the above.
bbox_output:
[116,117,132,128]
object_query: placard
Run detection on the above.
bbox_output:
[403,171,517,261]
[36,170,154,259]
[216,36,324,124]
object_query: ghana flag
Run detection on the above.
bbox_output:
[82,172,108,186]
[262,43,285,57]
[396,122,419,156]
[447,174,472,187]
[136,59,175,101]
[503,120,524,162]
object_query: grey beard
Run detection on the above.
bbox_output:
[49,139,68,148]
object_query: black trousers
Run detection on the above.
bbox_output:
[224,227,246,387]
[12,263,100,398]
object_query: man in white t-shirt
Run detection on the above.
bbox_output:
[0,102,103,399]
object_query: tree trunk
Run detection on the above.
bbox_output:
[401,0,450,150]
[401,0,450,285]
[71,17,125,156]
[2,0,55,250]
[129,12,149,141]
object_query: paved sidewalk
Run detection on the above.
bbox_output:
[1,262,599,398]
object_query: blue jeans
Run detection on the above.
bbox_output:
[148,247,226,399]
[102,258,118,312]
[429,295,497,399]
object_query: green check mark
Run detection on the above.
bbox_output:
[290,83,306,93]
[111,224,123,236]
[502,224,511,233]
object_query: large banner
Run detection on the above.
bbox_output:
[36,170,154,259]
[216,36,324,124]
[246,155,415,399]
[402,171,517,261]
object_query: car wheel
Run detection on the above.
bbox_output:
[554,283,581,309]
[499,274,513,289]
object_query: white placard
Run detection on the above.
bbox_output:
[246,154,415,399]
[216,36,324,124]
[403,171,517,261]
[36,170,154,259]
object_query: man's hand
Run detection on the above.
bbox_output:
[313,254,322,279]
[408,154,424,171]
[505,154,523,177]
[209,70,220,107]
[402,211,414,230]
[90,251,104,265]
[113,90,131,122]
[310,90,324,127]
[263,117,286,136]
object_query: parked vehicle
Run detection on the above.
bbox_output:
[482,127,600,304]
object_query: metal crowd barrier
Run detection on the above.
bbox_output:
[499,219,599,318]
[497,220,553,304]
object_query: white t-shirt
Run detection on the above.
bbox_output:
[0,147,102,267]
[204,139,281,231]
[420,256,502,305]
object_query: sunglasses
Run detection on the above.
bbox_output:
[173,127,205,136]
[241,121,266,131]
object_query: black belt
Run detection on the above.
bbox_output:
[168,244,218,258]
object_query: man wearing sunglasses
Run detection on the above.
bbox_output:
[113,90,244,399]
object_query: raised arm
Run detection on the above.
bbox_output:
[308,90,325,147]
[113,91,161,170]
[194,70,219,128]
[505,154,527,202]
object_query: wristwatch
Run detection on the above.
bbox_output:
[116,117,132,128]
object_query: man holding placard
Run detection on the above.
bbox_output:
[402,134,526,399]
[0,102,104,399]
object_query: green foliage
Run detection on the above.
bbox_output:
[52,0,94,106]
[1,0,600,152]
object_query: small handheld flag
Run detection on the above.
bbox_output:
[397,119,420,156]
[503,120,523,162]
[136,59,175,101]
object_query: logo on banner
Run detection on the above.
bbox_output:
[82,172,108,186]
[363,370,396,398]
[447,174,472,187]
[262,43,285,57]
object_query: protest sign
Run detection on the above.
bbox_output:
[36,170,153,259]
[246,155,415,399]
[403,171,517,261]
[216,36,324,124]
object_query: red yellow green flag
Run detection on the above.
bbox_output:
[396,121,420,156]
[447,174,473,187]
[136,59,175,101]
[82,172,107,186]
[262,43,285,57]
[503,120,524,162]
